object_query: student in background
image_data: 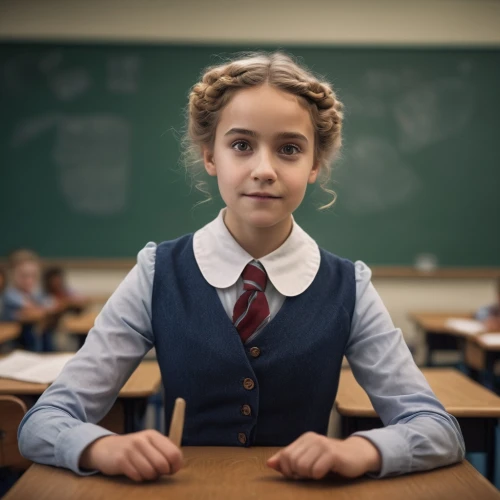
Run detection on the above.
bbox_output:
[2,250,62,351]
[43,266,89,314]
[19,52,464,483]
[0,267,6,314]
[476,278,500,331]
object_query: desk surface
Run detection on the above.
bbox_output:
[409,312,500,352]
[336,368,500,418]
[5,447,499,500]
[408,312,474,335]
[0,322,21,344]
[472,334,500,353]
[60,311,99,335]
[0,359,161,398]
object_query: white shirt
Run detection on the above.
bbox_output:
[194,209,320,321]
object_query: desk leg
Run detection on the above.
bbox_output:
[456,338,469,376]
[77,335,86,350]
[483,352,497,391]
[123,398,148,434]
[461,417,495,483]
[486,418,495,483]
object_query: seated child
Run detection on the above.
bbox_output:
[2,250,62,351]
[476,278,500,331]
[43,266,89,314]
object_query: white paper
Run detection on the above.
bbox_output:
[445,318,485,335]
[479,333,500,347]
[0,351,74,384]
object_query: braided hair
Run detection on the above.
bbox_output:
[183,52,344,209]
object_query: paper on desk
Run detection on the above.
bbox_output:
[479,333,500,346]
[445,318,485,335]
[0,351,74,384]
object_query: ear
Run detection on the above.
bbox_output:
[308,160,320,184]
[203,147,217,177]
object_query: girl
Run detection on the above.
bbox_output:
[18,52,464,482]
[2,250,61,351]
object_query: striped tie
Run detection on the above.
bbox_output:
[232,261,271,343]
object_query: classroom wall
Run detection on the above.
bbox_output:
[1,0,500,45]
[2,0,499,358]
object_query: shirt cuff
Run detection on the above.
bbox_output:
[352,426,411,477]
[54,423,115,475]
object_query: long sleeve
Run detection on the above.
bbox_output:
[345,261,465,477]
[2,287,25,321]
[475,305,493,321]
[17,243,157,475]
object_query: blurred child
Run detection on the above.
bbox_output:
[0,267,6,292]
[476,278,500,331]
[43,266,89,314]
[0,267,6,317]
[2,250,61,351]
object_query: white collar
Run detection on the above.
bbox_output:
[193,209,321,297]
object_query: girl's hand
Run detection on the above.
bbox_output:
[79,430,183,481]
[266,432,381,480]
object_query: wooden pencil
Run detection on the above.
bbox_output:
[168,397,186,447]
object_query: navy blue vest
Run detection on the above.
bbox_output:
[152,235,355,447]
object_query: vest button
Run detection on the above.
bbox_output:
[238,432,247,444]
[249,347,261,358]
[241,404,252,416]
[243,378,255,390]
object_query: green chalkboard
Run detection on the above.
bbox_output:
[1,42,499,266]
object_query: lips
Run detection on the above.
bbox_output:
[244,193,281,199]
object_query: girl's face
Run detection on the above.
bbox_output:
[13,261,40,294]
[204,84,319,232]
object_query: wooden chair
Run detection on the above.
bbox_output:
[0,396,29,469]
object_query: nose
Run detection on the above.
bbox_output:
[251,150,277,183]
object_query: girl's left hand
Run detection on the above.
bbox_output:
[266,432,381,480]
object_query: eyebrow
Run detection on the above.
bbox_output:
[224,128,309,143]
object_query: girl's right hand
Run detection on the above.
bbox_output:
[79,429,183,481]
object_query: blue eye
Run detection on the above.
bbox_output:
[280,144,301,155]
[232,141,251,152]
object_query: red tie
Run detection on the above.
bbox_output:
[232,261,271,343]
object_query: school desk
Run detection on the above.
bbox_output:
[87,294,111,305]
[0,323,21,345]
[336,367,500,483]
[0,359,161,434]
[408,311,474,365]
[59,311,99,348]
[464,334,500,390]
[4,447,500,500]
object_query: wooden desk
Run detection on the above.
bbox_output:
[409,311,474,365]
[0,360,161,433]
[336,368,500,483]
[88,294,110,305]
[0,322,21,345]
[5,447,500,500]
[464,334,500,389]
